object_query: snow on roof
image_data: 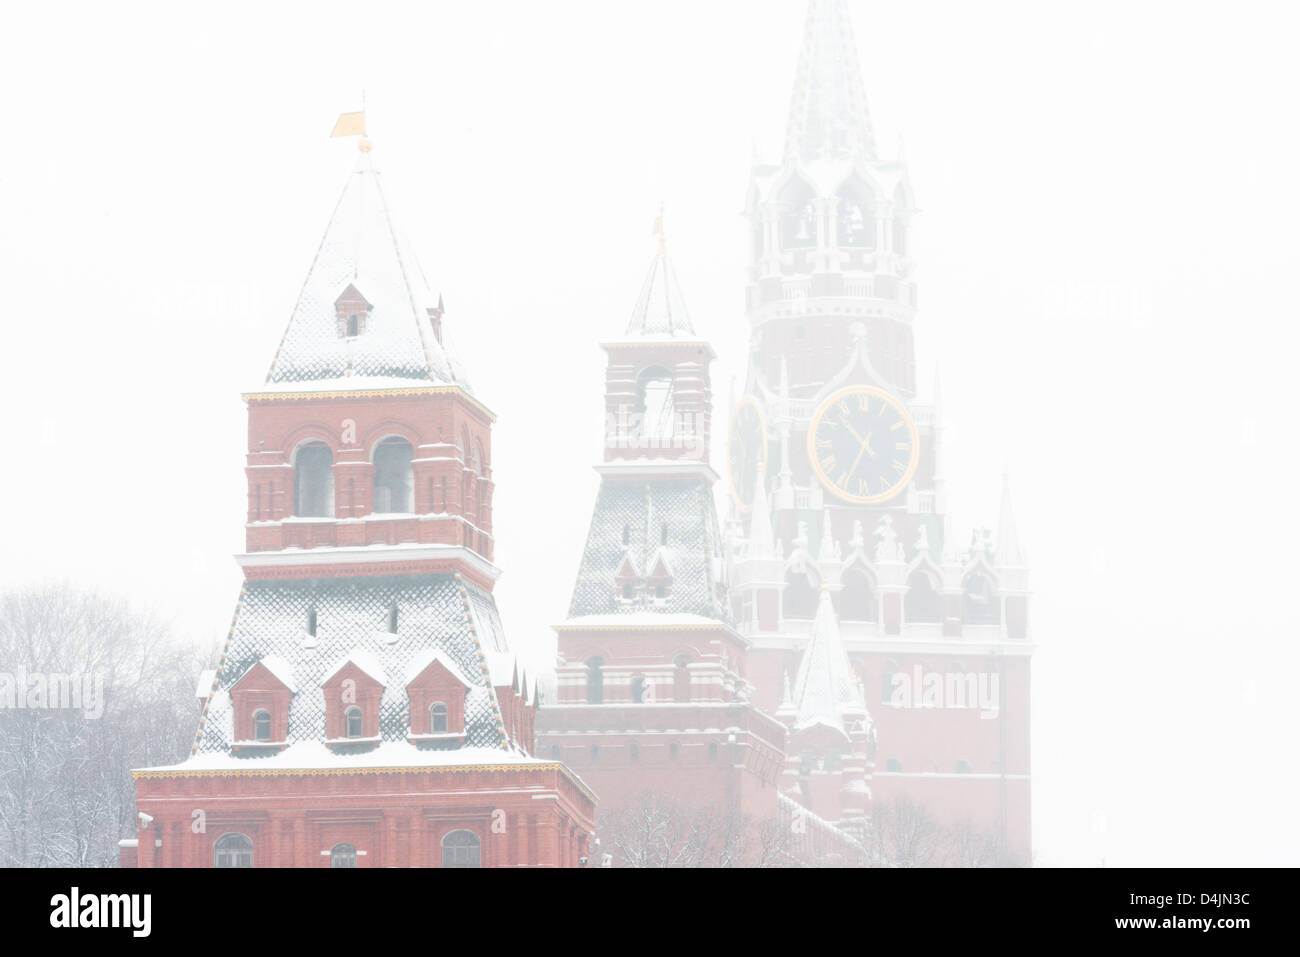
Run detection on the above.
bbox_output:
[322,647,386,687]
[258,654,296,692]
[140,741,556,775]
[791,590,867,738]
[404,647,477,688]
[262,155,473,394]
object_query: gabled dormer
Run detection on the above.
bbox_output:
[405,649,475,743]
[229,655,295,750]
[335,283,373,339]
[646,549,674,606]
[321,649,386,746]
[614,550,641,606]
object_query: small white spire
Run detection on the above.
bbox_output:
[996,469,1025,567]
[749,464,775,557]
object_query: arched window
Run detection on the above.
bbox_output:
[585,657,604,704]
[905,569,942,624]
[780,178,818,249]
[840,567,877,622]
[673,655,691,702]
[252,709,271,742]
[430,702,448,734]
[955,758,972,774]
[473,440,486,477]
[784,568,818,620]
[293,441,334,518]
[344,706,363,739]
[214,832,253,868]
[885,758,902,772]
[330,843,357,868]
[636,366,675,444]
[963,571,1000,625]
[346,314,359,337]
[630,676,647,704]
[373,437,414,513]
[441,829,481,868]
[836,180,876,249]
[881,668,899,705]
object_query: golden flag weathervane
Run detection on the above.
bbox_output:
[652,203,666,256]
[331,96,370,151]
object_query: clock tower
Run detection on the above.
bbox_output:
[727,0,1033,864]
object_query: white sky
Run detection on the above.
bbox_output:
[2,0,1297,866]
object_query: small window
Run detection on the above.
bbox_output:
[330,843,357,868]
[442,829,481,869]
[956,758,972,774]
[387,603,399,634]
[346,314,359,337]
[590,744,599,762]
[630,676,646,703]
[214,832,253,868]
[669,742,679,760]
[654,583,667,600]
[585,657,604,704]
[430,702,448,734]
[550,745,560,759]
[307,606,318,637]
[253,709,271,742]
[661,523,669,545]
[630,742,639,762]
[622,524,631,546]
[622,582,636,600]
[708,742,718,761]
[885,758,902,772]
[881,672,897,705]
[345,706,363,739]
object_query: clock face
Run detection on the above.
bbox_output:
[806,386,919,504]
[727,396,768,511]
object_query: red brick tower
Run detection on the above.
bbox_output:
[725,0,1033,864]
[535,222,789,860]
[126,141,595,868]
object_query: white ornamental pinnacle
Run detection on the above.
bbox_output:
[749,463,776,558]
[874,515,899,563]
[817,508,838,564]
[794,520,810,554]
[914,523,931,555]
[849,519,865,552]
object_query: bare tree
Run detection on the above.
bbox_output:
[0,582,203,866]
[871,795,945,867]
[596,790,797,868]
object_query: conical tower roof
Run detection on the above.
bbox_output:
[624,214,695,337]
[263,153,472,391]
[784,0,878,164]
[791,589,866,737]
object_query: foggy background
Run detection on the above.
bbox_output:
[2,0,1296,866]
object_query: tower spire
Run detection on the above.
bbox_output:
[791,588,866,736]
[784,0,878,164]
[996,469,1025,567]
[624,208,695,337]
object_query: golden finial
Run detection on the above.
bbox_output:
[331,92,371,152]
[652,203,666,256]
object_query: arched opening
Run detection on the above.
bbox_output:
[963,570,1000,625]
[784,567,819,620]
[214,832,253,868]
[293,441,334,518]
[373,437,414,513]
[836,180,877,248]
[839,566,877,622]
[441,829,481,868]
[585,657,604,704]
[673,655,691,702]
[904,569,942,624]
[330,843,357,868]
[252,709,271,742]
[344,706,363,739]
[430,702,448,734]
[885,758,902,772]
[779,178,818,249]
[630,675,647,704]
[635,366,675,444]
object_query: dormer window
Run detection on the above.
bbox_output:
[321,648,386,747]
[335,284,373,339]
[404,649,473,742]
[229,655,295,750]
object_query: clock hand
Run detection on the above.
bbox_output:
[846,432,874,479]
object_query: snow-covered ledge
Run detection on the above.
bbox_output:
[236,542,502,582]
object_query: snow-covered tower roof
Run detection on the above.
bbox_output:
[623,215,695,338]
[791,589,867,738]
[262,152,472,392]
[783,0,879,164]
